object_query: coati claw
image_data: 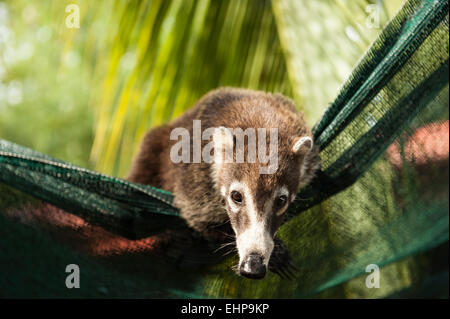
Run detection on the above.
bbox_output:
[268,238,298,280]
[287,260,300,272]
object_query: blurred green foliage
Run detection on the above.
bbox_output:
[0,0,403,175]
[0,1,95,167]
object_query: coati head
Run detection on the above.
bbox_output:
[212,126,320,279]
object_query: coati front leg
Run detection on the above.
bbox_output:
[268,237,299,279]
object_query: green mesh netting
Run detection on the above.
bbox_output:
[0,0,448,298]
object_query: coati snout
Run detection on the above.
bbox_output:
[128,88,321,279]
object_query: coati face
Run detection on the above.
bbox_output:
[214,128,316,279]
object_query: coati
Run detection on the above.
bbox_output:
[128,88,321,279]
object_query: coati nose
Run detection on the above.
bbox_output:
[239,253,266,279]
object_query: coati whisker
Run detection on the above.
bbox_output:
[213,241,235,254]
[221,247,238,257]
[231,263,240,275]
[215,230,235,239]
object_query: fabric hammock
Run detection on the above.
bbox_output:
[0,0,448,298]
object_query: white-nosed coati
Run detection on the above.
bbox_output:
[128,88,321,279]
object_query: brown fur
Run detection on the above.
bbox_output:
[128,88,321,234]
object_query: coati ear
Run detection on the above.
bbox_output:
[292,136,313,155]
[213,126,234,163]
[294,136,321,188]
[213,126,234,148]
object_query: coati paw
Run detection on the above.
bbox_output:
[268,238,299,280]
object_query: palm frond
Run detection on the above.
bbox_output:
[89,0,292,176]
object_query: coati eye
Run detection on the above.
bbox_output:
[231,191,243,204]
[275,195,288,209]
